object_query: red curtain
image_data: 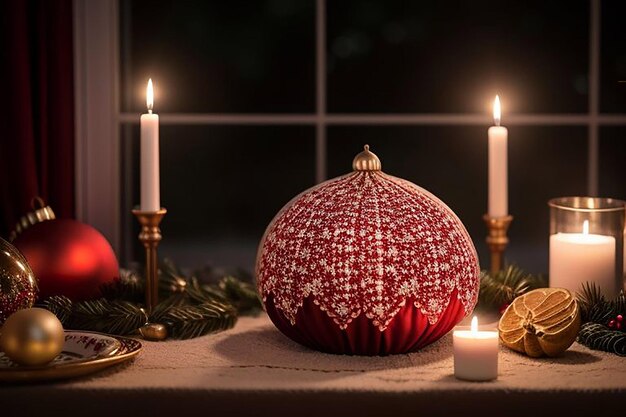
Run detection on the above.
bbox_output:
[0,0,75,237]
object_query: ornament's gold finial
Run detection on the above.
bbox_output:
[9,197,56,242]
[352,144,382,171]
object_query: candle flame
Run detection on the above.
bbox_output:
[493,95,501,126]
[471,316,478,333]
[583,220,589,235]
[146,78,154,113]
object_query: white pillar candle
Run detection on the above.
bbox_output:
[488,95,508,218]
[140,78,160,212]
[453,317,499,381]
[550,220,617,298]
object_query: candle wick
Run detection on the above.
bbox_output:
[148,109,153,115]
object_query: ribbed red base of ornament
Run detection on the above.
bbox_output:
[265,289,466,355]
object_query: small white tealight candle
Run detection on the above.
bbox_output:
[453,316,499,381]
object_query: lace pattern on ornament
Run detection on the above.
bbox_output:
[257,171,480,331]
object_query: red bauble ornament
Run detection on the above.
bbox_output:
[257,146,480,355]
[13,219,119,301]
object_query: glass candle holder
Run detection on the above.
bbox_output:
[549,197,625,299]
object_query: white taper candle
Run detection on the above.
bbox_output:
[488,95,508,218]
[140,78,160,212]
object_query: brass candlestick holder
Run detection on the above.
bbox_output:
[132,208,167,314]
[483,214,513,275]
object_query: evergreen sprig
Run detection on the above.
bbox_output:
[156,301,237,339]
[479,265,546,309]
[72,298,148,335]
[578,322,626,356]
[43,295,148,335]
[40,259,261,340]
[218,276,262,313]
[576,282,605,322]
[43,295,73,323]
[100,268,144,302]
[576,282,626,324]
[575,282,626,355]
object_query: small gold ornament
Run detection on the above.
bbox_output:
[499,288,581,357]
[139,323,168,341]
[0,308,64,366]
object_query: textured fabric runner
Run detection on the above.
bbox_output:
[2,316,625,417]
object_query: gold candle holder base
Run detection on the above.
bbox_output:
[132,208,167,314]
[483,214,513,275]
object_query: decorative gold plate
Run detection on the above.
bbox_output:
[0,331,142,382]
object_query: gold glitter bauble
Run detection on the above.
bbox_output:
[0,308,64,366]
[0,237,37,324]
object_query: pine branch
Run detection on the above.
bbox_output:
[100,268,144,302]
[70,299,148,335]
[574,284,626,356]
[479,265,546,308]
[149,293,188,321]
[157,300,238,339]
[612,290,626,317]
[218,276,262,313]
[586,303,615,325]
[159,258,188,295]
[186,277,226,305]
[39,258,258,340]
[578,322,626,356]
[41,295,73,324]
[576,282,605,322]
[576,282,626,325]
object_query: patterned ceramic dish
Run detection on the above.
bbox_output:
[0,331,121,368]
[0,331,142,382]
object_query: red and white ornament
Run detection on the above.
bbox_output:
[257,146,480,355]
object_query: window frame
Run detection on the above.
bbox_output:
[75,0,621,260]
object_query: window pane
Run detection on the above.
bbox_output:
[327,1,589,113]
[327,126,588,274]
[120,125,316,268]
[599,127,626,199]
[601,1,626,113]
[120,0,315,113]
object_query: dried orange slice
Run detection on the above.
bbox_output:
[498,288,580,357]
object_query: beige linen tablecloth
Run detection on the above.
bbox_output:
[2,315,625,417]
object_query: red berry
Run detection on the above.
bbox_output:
[609,319,616,328]
[499,303,510,315]
[617,314,623,322]
[617,322,622,330]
